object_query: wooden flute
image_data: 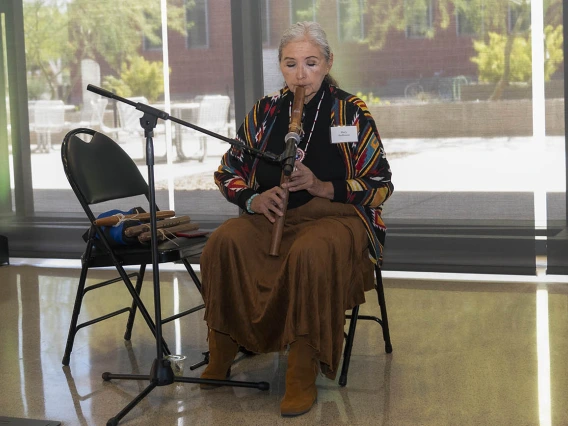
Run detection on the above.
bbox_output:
[269,86,305,256]
[94,210,175,226]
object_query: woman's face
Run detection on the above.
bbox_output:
[279,37,333,103]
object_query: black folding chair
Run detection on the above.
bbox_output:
[339,264,392,386]
[61,128,207,366]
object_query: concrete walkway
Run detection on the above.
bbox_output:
[26,135,566,192]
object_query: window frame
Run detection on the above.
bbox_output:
[261,0,270,46]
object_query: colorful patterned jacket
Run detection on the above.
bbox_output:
[214,84,394,264]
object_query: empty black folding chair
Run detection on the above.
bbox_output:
[61,128,207,366]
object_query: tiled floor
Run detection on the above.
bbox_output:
[1,259,567,426]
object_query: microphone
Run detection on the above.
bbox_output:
[282,132,300,176]
[87,84,117,100]
[281,86,305,176]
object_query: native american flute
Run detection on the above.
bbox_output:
[269,86,305,256]
[138,222,200,243]
[124,215,191,237]
[93,210,175,226]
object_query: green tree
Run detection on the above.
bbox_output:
[24,0,73,99]
[472,24,563,83]
[24,0,190,101]
[102,56,167,102]
[471,32,532,83]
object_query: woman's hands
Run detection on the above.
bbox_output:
[282,161,334,199]
[250,187,286,223]
[250,161,334,222]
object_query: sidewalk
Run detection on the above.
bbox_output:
[16,135,566,220]
[27,135,230,191]
[27,135,565,192]
[387,135,565,192]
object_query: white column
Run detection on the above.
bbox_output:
[532,0,547,276]
[161,0,174,210]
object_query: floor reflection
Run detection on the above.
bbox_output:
[1,262,568,425]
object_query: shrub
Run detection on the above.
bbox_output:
[102,56,167,102]
[471,25,563,83]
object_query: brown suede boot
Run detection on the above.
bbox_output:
[200,329,239,389]
[280,337,318,417]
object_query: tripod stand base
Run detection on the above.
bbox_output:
[103,357,270,425]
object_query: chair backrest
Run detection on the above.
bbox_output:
[61,128,149,208]
[34,100,66,132]
[116,97,148,133]
[91,98,109,126]
[196,95,230,133]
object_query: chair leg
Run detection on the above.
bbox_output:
[113,264,172,357]
[339,305,360,387]
[199,136,207,162]
[62,263,90,366]
[123,264,146,340]
[182,259,202,293]
[375,266,393,353]
[338,266,392,386]
[158,259,205,327]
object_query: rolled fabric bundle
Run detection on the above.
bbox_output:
[89,207,147,246]
[138,222,200,243]
[124,216,191,237]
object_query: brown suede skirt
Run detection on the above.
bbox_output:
[200,197,374,379]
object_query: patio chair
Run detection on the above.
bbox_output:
[116,97,167,161]
[178,95,230,162]
[76,97,109,130]
[33,100,71,152]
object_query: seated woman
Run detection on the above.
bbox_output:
[199,21,393,417]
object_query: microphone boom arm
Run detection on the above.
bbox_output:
[87,84,280,162]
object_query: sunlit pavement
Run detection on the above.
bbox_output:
[26,136,228,190]
[24,135,566,192]
[386,136,565,192]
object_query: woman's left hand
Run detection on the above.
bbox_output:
[282,161,334,199]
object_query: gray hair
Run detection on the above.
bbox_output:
[278,21,331,62]
[278,21,338,86]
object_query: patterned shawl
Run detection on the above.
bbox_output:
[214,84,394,264]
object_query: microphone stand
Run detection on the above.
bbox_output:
[87,85,271,426]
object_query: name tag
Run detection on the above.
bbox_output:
[330,126,358,143]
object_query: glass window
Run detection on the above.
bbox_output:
[186,0,208,49]
[260,0,565,274]
[143,12,163,50]
[405,0,433,38]
[291,0,316,23]
[13,0,235,226]
[456,0,478,36]
[337,0,365,42]
[508,0,530,34]
[3,0,566,276]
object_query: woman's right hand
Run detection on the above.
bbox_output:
[250,187,286,223]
